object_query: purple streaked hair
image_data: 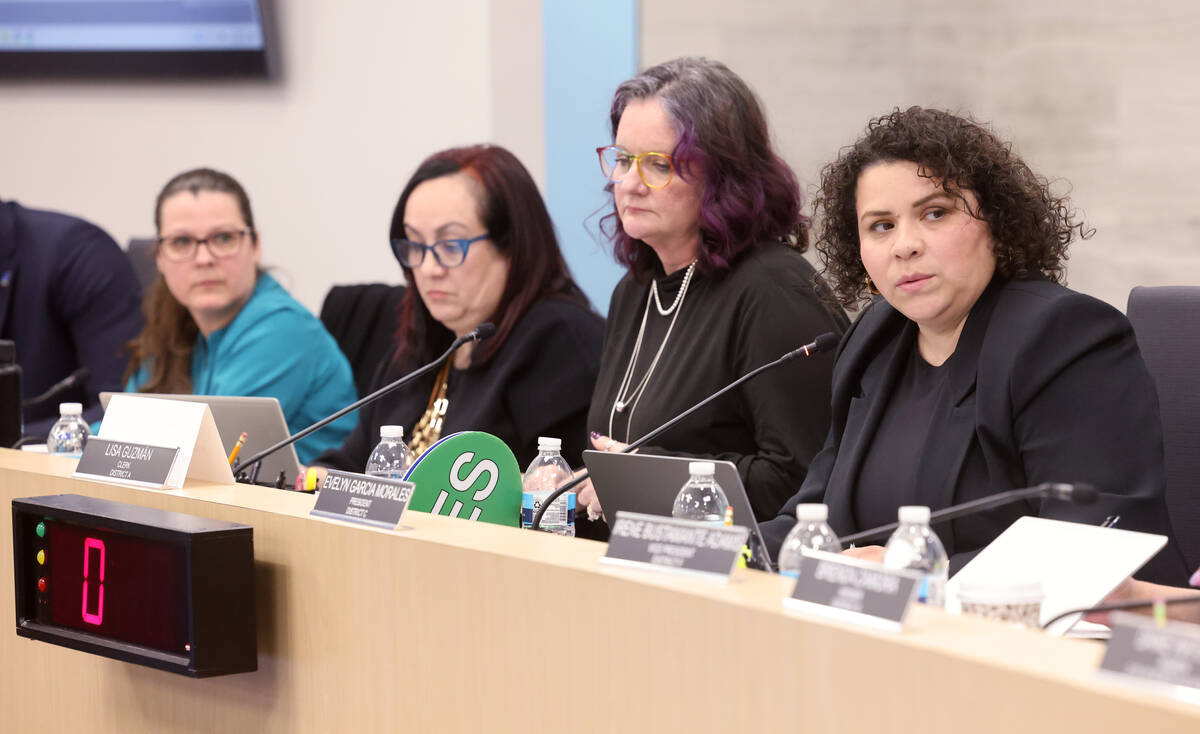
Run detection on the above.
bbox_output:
[600,57,808,281]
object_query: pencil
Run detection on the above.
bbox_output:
[228,432,248,466]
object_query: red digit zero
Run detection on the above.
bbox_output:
[81,537,105,625]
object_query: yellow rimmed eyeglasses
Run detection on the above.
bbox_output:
[596,145,675,189]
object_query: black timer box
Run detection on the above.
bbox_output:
[12,494,256,677]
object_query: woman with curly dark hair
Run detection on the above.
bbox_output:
[761,107,1176,583]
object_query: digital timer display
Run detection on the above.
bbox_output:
[13,493,257,677]
[45,520,188,652]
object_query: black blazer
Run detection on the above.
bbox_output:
[0,200,143,435]
[761,275,1175,575]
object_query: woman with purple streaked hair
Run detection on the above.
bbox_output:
[578,57,849,541]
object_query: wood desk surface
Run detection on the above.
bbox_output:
[1,449,1197,732]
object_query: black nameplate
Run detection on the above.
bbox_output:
[310,469,415,530]
[1101,613,1200,693]
[74,438,179,489]
[784,552,919,629]
[602,511,750,579]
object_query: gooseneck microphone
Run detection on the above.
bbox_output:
[531,331,840,530]
[1042,595,1200,630]
[23,366,90,408]
[232,322,496,478]
[838,482,1100,547]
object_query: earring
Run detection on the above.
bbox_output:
[865,274,881,295]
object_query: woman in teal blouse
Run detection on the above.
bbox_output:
[123,168,355,464]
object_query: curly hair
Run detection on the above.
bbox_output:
[601,57,807,281]
[813,107,1091,308]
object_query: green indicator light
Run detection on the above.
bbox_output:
[36,522,46,538]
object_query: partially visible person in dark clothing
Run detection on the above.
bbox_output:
[0,199,142,438]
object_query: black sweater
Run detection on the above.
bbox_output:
[317,298,604,472]
[587,243,849,523]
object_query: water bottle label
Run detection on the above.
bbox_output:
[520,491,574,532]
[519,491,539,529]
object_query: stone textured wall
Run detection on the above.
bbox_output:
[642,1,1200,309]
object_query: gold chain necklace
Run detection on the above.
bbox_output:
[408,359,452,457]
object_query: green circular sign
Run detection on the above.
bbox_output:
[403,432,522,527]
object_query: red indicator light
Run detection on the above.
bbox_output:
[37,577,47,593]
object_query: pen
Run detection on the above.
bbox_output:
[1100,515,1121,529]
[228,432,248,466]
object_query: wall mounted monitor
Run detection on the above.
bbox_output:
[0,0,277,78]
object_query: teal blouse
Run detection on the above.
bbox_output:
[127,273,358,464]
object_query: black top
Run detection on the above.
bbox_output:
[316,298,605,472]
[760,276,1177,582]
[0,200,144,434]
[852,345,952,532]
[587,242,849,524]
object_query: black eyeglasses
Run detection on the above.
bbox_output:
[390,234,489,269]
[156,229,252,262]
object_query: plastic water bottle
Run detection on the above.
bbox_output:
[364,425,413,479]
[520,436,575,535]
[671,461,729,525]
[883,505,949,607]
[46,402,90,458]
[776,504,842,578]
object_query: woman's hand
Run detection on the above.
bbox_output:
[1085,576,1142,626]
[574,472,604,522]
[589,431,629,454]
[575,432,629,521]
[1087,572,1200,626]
[841,545,886,564]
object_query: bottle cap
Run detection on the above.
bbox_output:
[898,505,930,524]
[688,461,715,476]
[59,402,83,416]
[0,339,15,363]
[795,503,828,522]
[379,425,404,440]
[537,436,562,450]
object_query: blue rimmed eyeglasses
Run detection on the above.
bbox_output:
[390,234,490,269]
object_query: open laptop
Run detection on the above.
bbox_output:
[99,393,302,484]
[582,450,774,569]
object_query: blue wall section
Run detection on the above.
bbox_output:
[543,0,638,315]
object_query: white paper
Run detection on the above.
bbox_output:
[947,516,1167,636]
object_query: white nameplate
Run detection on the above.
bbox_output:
[97,394,233,488]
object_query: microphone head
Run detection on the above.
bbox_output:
[812,332,839,355]
[1069,483,1099,505]
[1042,482,1099,505]
[473,322,497,342]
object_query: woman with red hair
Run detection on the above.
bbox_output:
[316,144,603,472]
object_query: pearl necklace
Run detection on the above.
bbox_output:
[608,260,697,440]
